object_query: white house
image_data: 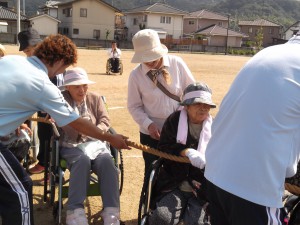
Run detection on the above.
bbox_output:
[123,3,188,40]
[29,14,60,36]
[283,21,300,40]
[39,0,60,18]
[56,0,120,40]
[0,21,8,32]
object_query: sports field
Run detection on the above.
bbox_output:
[4,45,251,225]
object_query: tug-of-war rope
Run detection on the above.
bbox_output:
[125,140,190,163]
[29,117,191,164]
[30,116,300,195]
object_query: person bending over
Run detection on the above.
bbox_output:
[0,34,129,225]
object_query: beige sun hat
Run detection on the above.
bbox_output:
[131,29,168,63]
[61,67,96,86]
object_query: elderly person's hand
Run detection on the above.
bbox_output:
[185,148,206,169]
[18,123,32,136]
[148,123,161,140]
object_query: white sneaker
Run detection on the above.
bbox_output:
[66,208,89,225]
[100,207,120,225]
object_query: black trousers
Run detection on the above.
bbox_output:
[0,144,34,225]
[37,111,53,167]
[140,132,159,178]
[109,58,120,73]
[206,180,284,225]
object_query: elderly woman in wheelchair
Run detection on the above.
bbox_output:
[147,82,216,225]
[58,67,120,225]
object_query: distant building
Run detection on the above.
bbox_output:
[29,14,60,36]
[183,9,229,34]
[123,2,187,40]
[238,18,282,47]
[0,6,29,43]
[39,1,60,19]
[194,24,248,47]
[57,0,120,40]
[283,21,300,40]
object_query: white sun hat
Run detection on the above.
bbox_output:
[131,29,168,63]
[62,67,96,86]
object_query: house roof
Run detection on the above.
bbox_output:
[29,13,61,23]
[194,24,248,38]
[238,18,281,27]
[124,2,187,15]
[55,0,121,13]
[0,6,28,20]
[185,9,228,21]
[284,20,300,33]
[39,1,60,9]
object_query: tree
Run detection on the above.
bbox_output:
[255,27,264,50]
[106,30,110,40]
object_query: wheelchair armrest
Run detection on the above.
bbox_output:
[150,158,164,171]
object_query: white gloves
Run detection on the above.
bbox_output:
[186,148,206,169]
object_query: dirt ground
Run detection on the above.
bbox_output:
[3,44,251,225]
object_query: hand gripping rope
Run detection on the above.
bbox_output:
[29,117,191,163]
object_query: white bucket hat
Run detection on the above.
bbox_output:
[131,29,168,63]
[62,67,96,86]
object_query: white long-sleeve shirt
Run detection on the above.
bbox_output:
[107,48,121,59]
[127,54,195,135]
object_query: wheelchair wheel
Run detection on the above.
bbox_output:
[53,200,64,225]
[119,61,123,75]
[108,127,124,194]
[138,159,163,225]
[106,59,111,75]
[289,197,300,225]
[138,175,150,225]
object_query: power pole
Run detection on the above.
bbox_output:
[17,0,20,43]
[225,14,230,55]
[23,0,25,15]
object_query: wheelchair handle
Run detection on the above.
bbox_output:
[50,122,60,138]
[29,117,60,137]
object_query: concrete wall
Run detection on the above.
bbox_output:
[30,16,59,36]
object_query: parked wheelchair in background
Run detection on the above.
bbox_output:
[106,58,123,75]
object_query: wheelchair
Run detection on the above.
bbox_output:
[138,158,210,225]
[106,58,123,75]
[138,158,163,225]
[283,163,300,225]
[43,122,124,225]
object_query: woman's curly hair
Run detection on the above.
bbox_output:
[34,34,77,66]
